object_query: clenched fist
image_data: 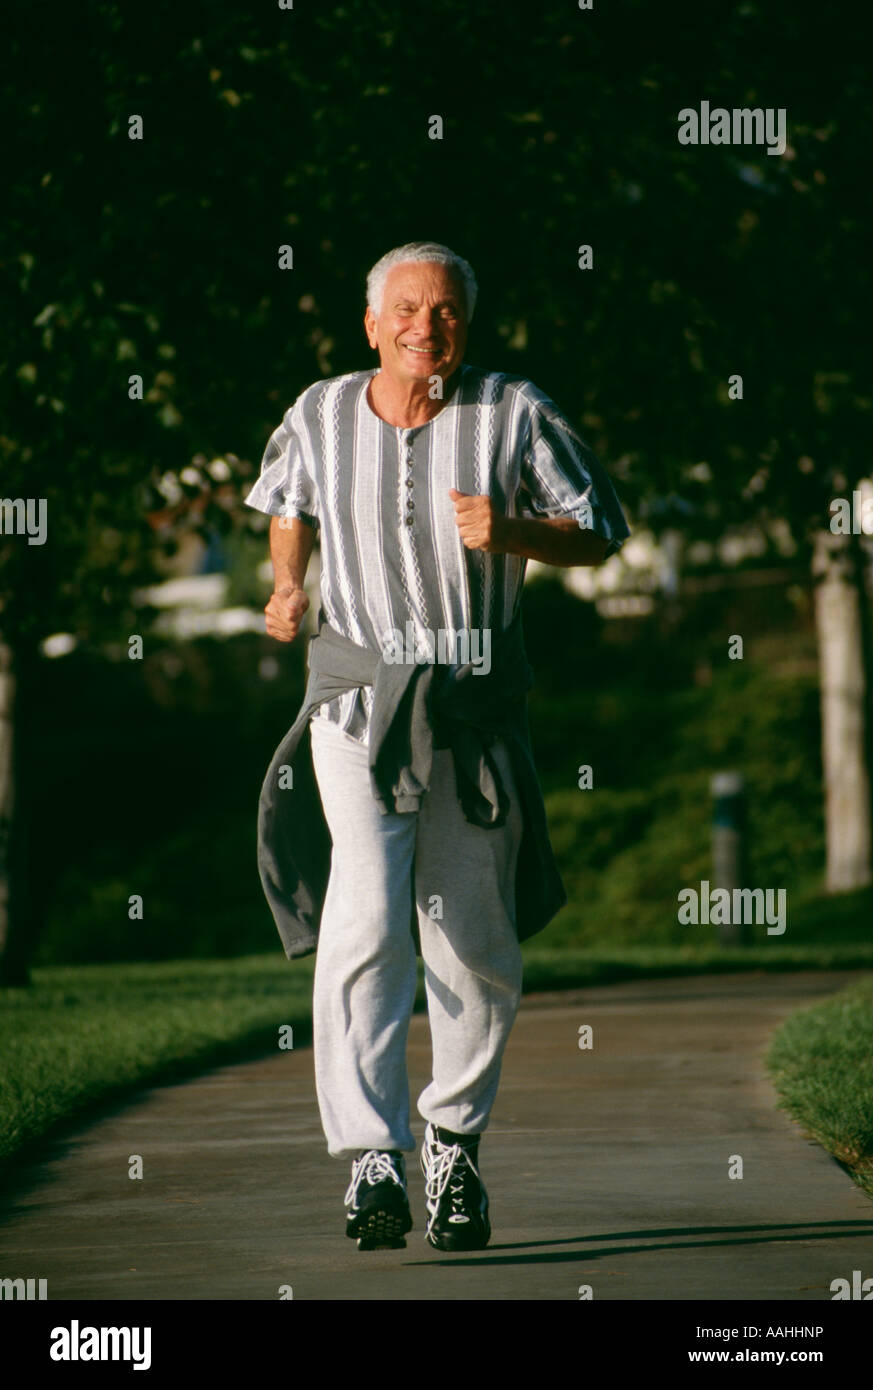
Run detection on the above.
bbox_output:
[265,586,310,642]
[449,488,507,554]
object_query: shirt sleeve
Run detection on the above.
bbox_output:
[244,405,320,530]
[517,392,630,557]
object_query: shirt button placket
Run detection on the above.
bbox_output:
[405,444,415,527]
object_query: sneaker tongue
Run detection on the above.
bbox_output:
[436,1127,478,1149]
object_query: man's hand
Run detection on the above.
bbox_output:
[449,488,507,553]
[449,488,609,567]
[265,586,310,642]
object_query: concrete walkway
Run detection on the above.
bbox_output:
[1,971,871,1300]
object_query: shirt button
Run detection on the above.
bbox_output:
[405,479,413,488]
[405,516,414,526]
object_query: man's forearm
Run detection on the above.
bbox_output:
[270,515,316,589]
[497,515,610,567]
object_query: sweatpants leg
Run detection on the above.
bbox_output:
[414,740,525,1137]
[309,716,418,1158]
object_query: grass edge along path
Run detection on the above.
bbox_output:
[766,974,873,1200]
[2,946,873,1180]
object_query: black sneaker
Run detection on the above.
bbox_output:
[420,1122,491,1251]
[344,1149,413,1250]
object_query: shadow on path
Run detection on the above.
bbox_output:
[412,1220,873,1267]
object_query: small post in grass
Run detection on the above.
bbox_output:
[710,771,748,946]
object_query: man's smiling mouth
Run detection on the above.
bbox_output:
[402,344,441,354]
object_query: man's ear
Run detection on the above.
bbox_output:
[363,306,378,349]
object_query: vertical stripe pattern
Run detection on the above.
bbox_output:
[246,364,630,741]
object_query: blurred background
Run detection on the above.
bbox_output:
[2,0,870,984]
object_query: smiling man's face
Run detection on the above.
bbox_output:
[364,261,468,388]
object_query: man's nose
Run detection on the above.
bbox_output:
[411,307,442,334]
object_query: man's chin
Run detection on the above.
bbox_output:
[399,353,444,370]
[398,360,448,380]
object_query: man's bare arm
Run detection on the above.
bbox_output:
[264,515,316,641]
[449,489,610,567]
[495,515,609,567]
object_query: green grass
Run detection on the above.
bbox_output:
[4,942,873,1177]
[0,957,314,1167]
[520,942,873,990]
[767,975,873,1198]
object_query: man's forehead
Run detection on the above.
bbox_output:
[383,262,463,300]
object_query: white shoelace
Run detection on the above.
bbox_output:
[344,1150,404,1209]
[423,1138,482,1230]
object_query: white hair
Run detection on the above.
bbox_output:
[366,242,478,321]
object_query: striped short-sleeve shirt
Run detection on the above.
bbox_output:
[245,363,630,741]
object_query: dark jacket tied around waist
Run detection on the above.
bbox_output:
[256,608,567,959]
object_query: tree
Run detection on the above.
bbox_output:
[4,0,870,980]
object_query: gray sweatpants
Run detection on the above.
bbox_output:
[309,714,525,1158]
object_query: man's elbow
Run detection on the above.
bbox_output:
[572,533,610,567]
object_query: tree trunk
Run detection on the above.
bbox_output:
[813,528,873,892]
[0,634,32,986]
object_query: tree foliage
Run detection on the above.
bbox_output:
[4,0,870,654]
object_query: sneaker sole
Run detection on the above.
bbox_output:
[424,1224,491,1252]
[348,1209,412,1251]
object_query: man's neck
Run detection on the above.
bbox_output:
[368,367,461,429]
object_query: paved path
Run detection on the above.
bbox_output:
[1,971,871,1300]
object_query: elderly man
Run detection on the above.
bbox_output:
[246,241,629,1253]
